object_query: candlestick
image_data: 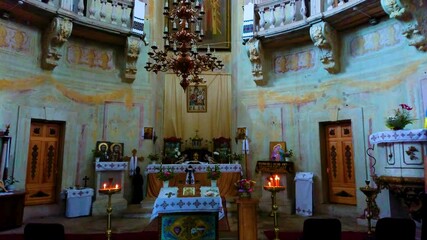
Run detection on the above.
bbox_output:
[263,185,286,240]
[359,180,378,238]
[98,187,121,240]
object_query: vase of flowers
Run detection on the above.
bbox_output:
[230,153,243,164]
[280,149,293,162]
[148,153,160,164]
[155,164,175,187]
[385,104,416,130]
[234,178,256,198]
[207,165,221,186]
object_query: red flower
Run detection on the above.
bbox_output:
[400,104,413,111]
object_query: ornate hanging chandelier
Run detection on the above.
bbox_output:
[144,0,224,91]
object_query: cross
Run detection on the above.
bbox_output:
[82,176,89,188]
[166,192,175,198]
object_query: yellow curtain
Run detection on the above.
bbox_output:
[164,74,232,142]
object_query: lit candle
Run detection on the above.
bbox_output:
[103,183,107,189]
[268,181,271,187]
[274,175,279,186]
[115,184,119,189]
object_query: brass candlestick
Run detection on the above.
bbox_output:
[98,187,121,240]
[359,180,378,237]
[263,186,286,240]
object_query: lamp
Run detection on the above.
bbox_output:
[144,0,224,91]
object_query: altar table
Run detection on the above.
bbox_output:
[150,187,224,221]
[145,164,242,198]
[64,188,94,218]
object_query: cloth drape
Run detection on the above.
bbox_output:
[164,74,232,140]
[295,172,314,216]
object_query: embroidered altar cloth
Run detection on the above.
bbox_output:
[369,129,427,144]
[95,162,128,171]
[150,187,224,221]
[145,163,242,174]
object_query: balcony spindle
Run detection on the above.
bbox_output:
[121,4,129,27]
[89,0,97,19]
[269,6,276,29]
[279,2,286,26]
[290,0,296,22]
[111,0,118,25]
[258,9,266,31]
[100,0,107,22]
[300,0,307,21]
[78,0,84,16]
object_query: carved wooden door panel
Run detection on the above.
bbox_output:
[325,123,356,205]
[25,122,62,205]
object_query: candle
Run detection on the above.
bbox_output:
[268,181,271,187]
[115,184,119,189]
[274,175,280,186]
[103,183,107,189]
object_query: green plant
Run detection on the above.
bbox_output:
[92,149,102,158]
[148,153,160,161]
[385,104,415,130]
[155,164,175,181]
[207,165,221,180]
[280,149,293,158]
[4,176,19,186]
[230,153,243,161]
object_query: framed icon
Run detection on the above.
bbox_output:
[144,127,154,140]
[269,141,286,161]
[187,85,207,113]
[236,127,247,140]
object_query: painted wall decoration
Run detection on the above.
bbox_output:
[67,44,114,70]
[274,49,315,73]
[350,24,401,57]
[0,24,31,54]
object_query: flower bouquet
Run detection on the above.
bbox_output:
[385,103,416,130]
[155,164,175,181]
[234,178,256,198]
[207,165,221,180]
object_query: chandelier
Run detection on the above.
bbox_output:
[144,0,224,91]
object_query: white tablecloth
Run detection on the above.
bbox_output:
[145,164,242,174]
[295,172,313,217]
[65,188,94,218]
[150,187,224,221]
[369,129,427,144]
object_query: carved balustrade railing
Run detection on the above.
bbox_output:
[23,0,134,32]
[252,0,361,37]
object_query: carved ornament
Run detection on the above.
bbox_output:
[42,17,73,70]
[309,21,340,74]
[124,36,142,83]
[245,37,266,86]
[381,0,427,51]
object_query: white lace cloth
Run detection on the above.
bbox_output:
[64,188,94,218]
[95,162,128,171]
[369,129,427,144]
[145,164,242,174]
[294,172,313,217]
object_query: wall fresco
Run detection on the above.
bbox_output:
[0,23,31,54]
[67,44,114,70]
[274,49,315,73]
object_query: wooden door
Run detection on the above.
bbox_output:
[25,122,62,205]
[325,123,356,205]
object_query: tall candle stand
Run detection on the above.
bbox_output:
[359,180,378,238]
[263,185,286,240]
[99,185,121,240]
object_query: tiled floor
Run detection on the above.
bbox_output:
[0,198,405,240]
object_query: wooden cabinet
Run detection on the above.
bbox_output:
[236,198,259,240]
[0,191,25,231]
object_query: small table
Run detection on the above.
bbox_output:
[65,188,94,218]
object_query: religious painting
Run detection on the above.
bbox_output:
[269,141,286,161]
[187,85,207,113]
[236,127,247,140]
[96,141,111,162]
[160,212,218,239]
[182,187,196,196]
[200,0,231,50]
[109,142,124,162]
[143,127,154,140]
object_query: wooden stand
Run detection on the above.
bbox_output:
[236,198,259,240]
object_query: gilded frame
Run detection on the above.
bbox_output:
[187,85,207,113]
[200,0,231,50]
[143,127,154,140]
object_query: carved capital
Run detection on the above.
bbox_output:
[42,17,73,70]
[309,22,340,74]
[124,36,142,83]
[381,0,427,51]
[245,37,266,86]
